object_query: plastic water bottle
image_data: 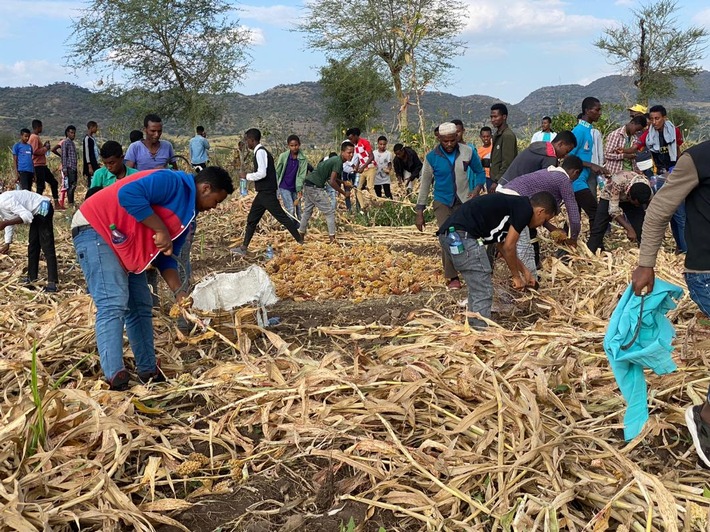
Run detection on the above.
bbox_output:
[109,224,127,244]
[446,227,464,255]
[265,244,274,260]
[240,178,248,196]
[597,175,606,191]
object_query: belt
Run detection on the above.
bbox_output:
[71,225,92,238]
[303,181,324,189]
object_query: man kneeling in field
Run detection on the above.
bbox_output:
[437,192,558,328]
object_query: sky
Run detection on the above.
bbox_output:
[0,0,708,105]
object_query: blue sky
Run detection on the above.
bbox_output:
[0,0,708,104]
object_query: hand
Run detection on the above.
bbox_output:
[489,182,498,193]
[511,275,526,290]
[626,227,638,242]
[0,221,6,231]
[415,211,425,232]
[0,243,9,255]
[631,266,655,296]
[239,172,247,179]
[563,238,578,247]
[153,230,173,255]
[175,291,188,304]
[590,163,610,176]
[522,267,536,287]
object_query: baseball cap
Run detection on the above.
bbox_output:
[628,104,648,114]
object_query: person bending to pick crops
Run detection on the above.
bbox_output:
[71,167,234,390]
[630,140,710,467]
[416,122,476,291]
[231,129,304,256]
[497,130,577,187]
[392,143,422,193]
[438,191,557,328]
[298,142,354,243]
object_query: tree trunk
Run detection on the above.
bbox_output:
[392,73,409,135]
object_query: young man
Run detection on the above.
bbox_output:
[478,127,493,190]
[628,104,648,120]
[53,125,79,207]
[605,116,648,175]
[497,156,584,275]
[12,129,34,191]
[299,142,353,242]
[587,171,653,253]
[125,114,176,171]
[189,126,210,171]
[83,121,101,187]
[373,135,393,199]
[90,141,139,188]
[129,130,144,143]
[569,97,610,225]
[392,143,423,193]
[416,122,475,290]
[438,191,557,327]
[451,119,486,197]
[0,190,59,292]
[71,167,234,389]
[347,128,376,211]
[498,130,577,186]
[29,120,61,208]
[231,129,303,255]
[531,116,556,143]
[275,134,309,219]
[489,103,518,192]
[629,141,710,467]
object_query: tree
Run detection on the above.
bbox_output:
[297,0,465,134]
[66,0,252,127]
[594,0,708,105]
[319,59,393,136]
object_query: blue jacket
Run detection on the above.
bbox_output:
[604,279,683,440]
[467,143,486,188]
[417,143,473,209]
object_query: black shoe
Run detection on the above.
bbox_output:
[109,370,130,391]
[43,283,58,293]
[138,364,166,384]
[685,405,710,468]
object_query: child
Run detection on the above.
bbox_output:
[12,129,34,191]
[373,135,393,199]
[230,129,303,256]
[52,125,79,207]
[90,141,138,188]
[29,119,62,208]
[275,134,309,220]
[478,127,493,191]
[0,190,59,292]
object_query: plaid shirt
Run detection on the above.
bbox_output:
[61,138,78,171]
[600,171,651,218]
[604,126,639,175]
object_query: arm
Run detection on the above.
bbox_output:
[329,172,346,196]
[88,137,99,171]
[246,149,268,181]
[415,157,434,231]
[497,227,530,288]
[52,144,62,157]
[275,152,286,181]
[499,136,517,176]
[560,181,582,241]
[0,216,24,251]
[467,149,486,196]
[604,131,625,162]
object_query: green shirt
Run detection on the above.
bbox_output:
[90,165,138,188]
[307,156,343,188]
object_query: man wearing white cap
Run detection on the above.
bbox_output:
[415,122,475,290]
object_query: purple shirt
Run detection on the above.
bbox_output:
[279,155,299,192]
[125,140,175,171]
[503,167,582,240]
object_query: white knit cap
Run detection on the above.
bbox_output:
[438,122,457,136]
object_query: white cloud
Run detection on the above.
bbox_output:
[241,26,266,46]
[239,4,301,28]
[693,8,710,27]
[463,0,616,39]
[0,1,79,20]
[0,60,85,87]
[614,0,635,6]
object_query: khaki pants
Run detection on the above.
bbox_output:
[433,200,462,280]
[355,167,376,210]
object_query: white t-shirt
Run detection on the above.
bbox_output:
[0,190,50,243]
[373,150,392,185]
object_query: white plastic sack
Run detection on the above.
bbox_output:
[191,265,278,312]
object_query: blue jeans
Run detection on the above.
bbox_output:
[325,183,338,211]
[278,188,301,220]
[655,173,687,253]
[685,273,710,318]
[74,228,156,381]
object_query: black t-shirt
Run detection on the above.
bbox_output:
[651,130,673,172]
[438,193,533,243]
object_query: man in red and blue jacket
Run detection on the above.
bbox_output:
[71,167,234,390]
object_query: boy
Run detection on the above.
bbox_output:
[373,135,393,199]
[12,129,34,191]
[276,134,309,219]
[90,141,138,188]
[83,121,101,186]
[298,142,354,242]
[189,126,210,171]
[0,189,59,292]
[347,128,376,211]
[52,125,79,206]
[29,119,62,208]
[438,191,558,328]
[71,167,234,389]
[231,128,303,256]
[392,143,422,193]
[478,127,493,191]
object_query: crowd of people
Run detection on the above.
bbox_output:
[2,99,710,466]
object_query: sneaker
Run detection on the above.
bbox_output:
[43,283,58,293]
[138,362,166,384]
[685,405,710,468]
[447,279,462,290]
[230,245,248,256]
[109,370,130,391]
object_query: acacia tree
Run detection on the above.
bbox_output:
[298,0,465,135]
[67,0,252,127]
[594,0,708,104]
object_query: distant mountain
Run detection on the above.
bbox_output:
[1,72,708,142]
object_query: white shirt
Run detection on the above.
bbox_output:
[531,131,557,143]
[373,150,392,185]
[246,144,269,181]
[0,190,48,243]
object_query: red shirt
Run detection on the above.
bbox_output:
[356,138,376,169]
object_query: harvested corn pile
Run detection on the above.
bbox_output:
[1,199,709,531]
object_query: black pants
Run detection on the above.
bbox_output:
[28,204,58,283]
[374,184,393,199]
[18,171,34,191]
[34,166,59,200]
[587,199,645,253]
[243,190,302,248]
[574,188,598,227]
[65,169,78,205]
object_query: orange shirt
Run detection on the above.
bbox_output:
[28,133,48,167]
[477,144,492,178]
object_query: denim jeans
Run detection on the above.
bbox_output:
[299,185,337,235]
[74,227,156,381]
[325,183,338,211]
[654,174,687,253]
[685,273,710,318]
[440,234,493,328]
[278,188,301,220]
